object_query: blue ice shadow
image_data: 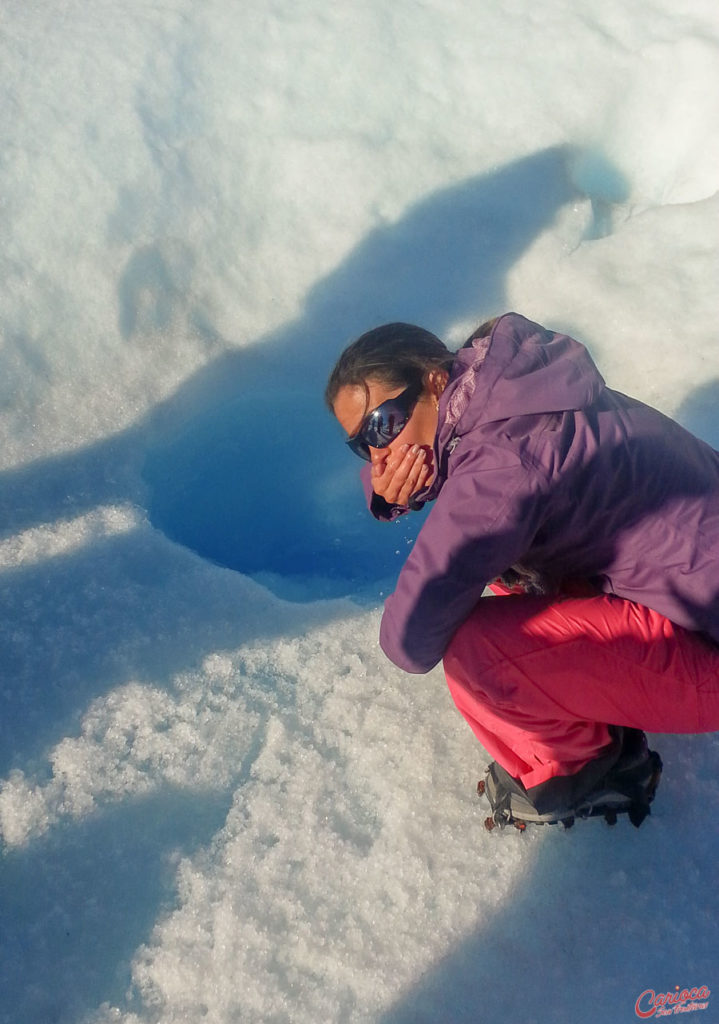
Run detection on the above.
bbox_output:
[0,787,233,1024]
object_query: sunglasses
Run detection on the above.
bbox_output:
[346,380,424,461]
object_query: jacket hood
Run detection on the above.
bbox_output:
[406,314,606,508]
[440,313,605,442]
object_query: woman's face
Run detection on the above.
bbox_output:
[333,376,441,477]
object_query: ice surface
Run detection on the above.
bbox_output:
[1,1,718,1022]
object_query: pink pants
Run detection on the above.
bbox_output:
[442,590,719,790]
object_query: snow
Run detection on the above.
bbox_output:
[1,1,718,1022]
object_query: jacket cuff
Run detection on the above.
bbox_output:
[369,492,410,521]
[361,463,410,521]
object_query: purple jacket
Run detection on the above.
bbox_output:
[368,313,719,673]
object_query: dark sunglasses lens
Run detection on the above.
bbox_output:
[345,382,421,460]
[346,435,371,460]
[363,405,408,447]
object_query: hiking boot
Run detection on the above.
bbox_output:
[478,728,663,831]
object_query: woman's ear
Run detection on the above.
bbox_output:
[425,369,449,412]
[427,369,449,397]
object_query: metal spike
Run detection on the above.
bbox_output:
[628,803,649,828]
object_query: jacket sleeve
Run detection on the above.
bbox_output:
[379,440,547,673]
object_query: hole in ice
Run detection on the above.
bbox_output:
[142,389,427,602]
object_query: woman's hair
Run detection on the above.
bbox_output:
[325,318,501,409]
[325,322,455,410]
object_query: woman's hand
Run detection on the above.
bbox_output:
[371,444,433,507]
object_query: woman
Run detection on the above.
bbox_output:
[326,313,719,829]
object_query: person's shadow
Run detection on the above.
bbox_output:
[1,145,584,603]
